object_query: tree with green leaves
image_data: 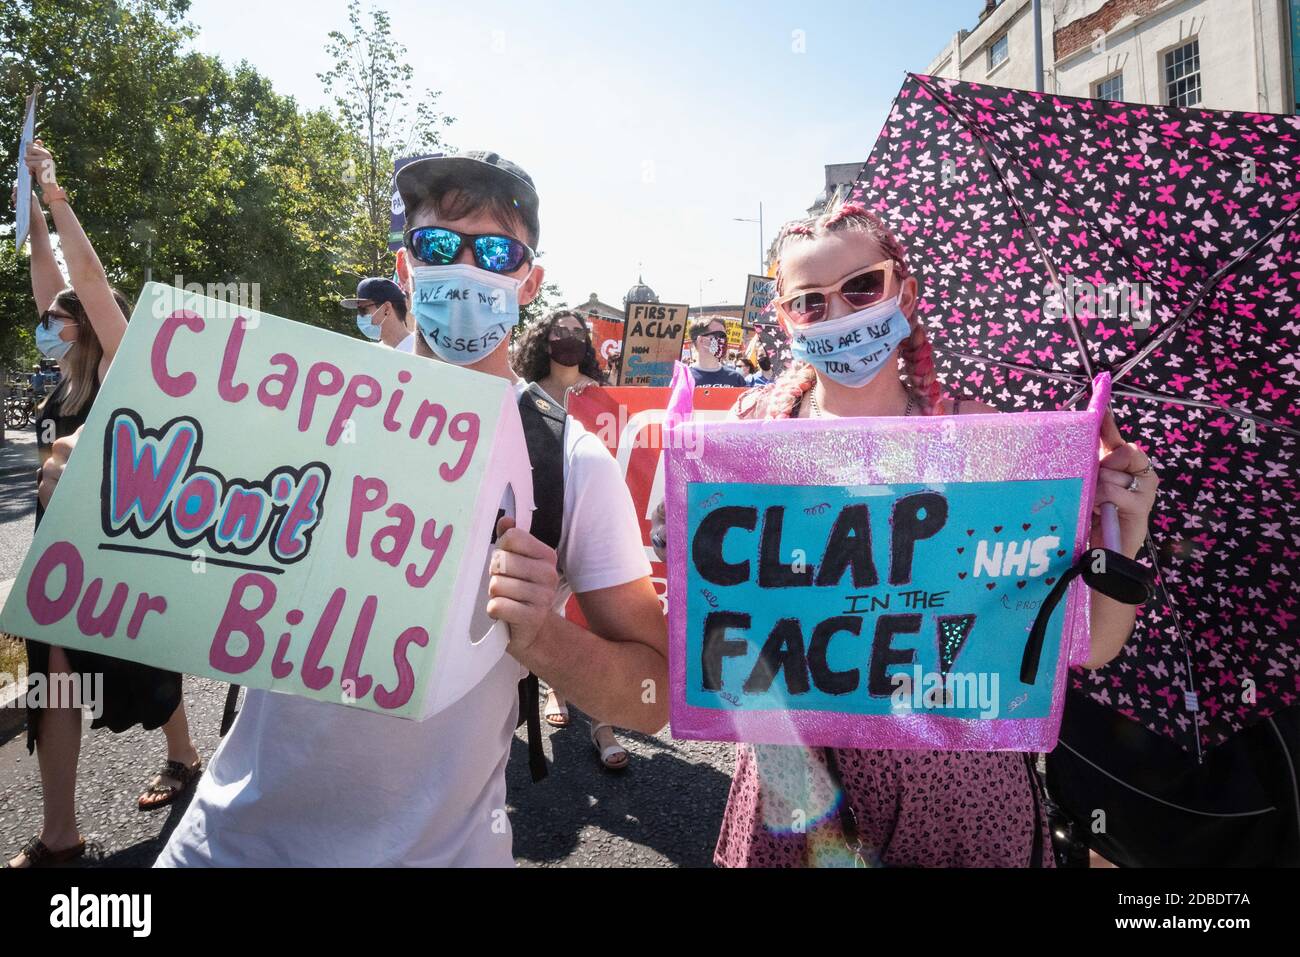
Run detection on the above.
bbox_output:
[1,0,458,373]
[518,277,565,328]
[318,0,454,283]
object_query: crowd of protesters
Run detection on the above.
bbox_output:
[5,137,1159,869]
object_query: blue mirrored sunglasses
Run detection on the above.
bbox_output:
[403,226,534,274]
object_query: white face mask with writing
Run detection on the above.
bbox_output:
[411,264,523,365]
[788,294,911,388]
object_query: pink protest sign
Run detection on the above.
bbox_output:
[664,374,1111,751]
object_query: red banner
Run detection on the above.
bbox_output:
[565,385,743,622]
[587,317,624,375]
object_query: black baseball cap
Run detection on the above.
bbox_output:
[395,150,540,246]
[341,277,406,310]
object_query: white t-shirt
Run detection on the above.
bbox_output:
[156,391,650,867]
[395,332,416,353]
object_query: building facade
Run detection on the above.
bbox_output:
[575,292,625,323]
[927,0,1298,114]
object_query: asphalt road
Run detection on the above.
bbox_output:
[0,427,37,583]
[0,678,735,867]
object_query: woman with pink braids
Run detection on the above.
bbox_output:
[704,201,1160,867]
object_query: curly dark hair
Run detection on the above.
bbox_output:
[511,308,605,384]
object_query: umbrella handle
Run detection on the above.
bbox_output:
[1099,502,1121,552]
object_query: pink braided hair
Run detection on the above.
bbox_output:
[746,200,944,421]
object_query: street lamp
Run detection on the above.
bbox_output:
[733,201,764,275]
[698,277,714,315]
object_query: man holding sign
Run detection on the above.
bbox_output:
[147,151,667,866]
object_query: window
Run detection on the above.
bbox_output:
[989,33,1009,70]
[1095,73,1124,102]
[1164,39,1201,107]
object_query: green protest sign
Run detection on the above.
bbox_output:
[0,283,533,720]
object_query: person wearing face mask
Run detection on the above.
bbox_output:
[341,277,416,352]
[6,142,198,869]
[157,150,667,867]
[664,201,1158,868]
[687,318,747,387]
[511,308,604,409]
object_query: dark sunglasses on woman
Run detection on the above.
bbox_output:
[549,326,589,341]
[39,310,76,328]
[774,259,896,326]
[404,225,535,274]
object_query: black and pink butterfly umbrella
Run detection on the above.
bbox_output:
[849,73,1299,777]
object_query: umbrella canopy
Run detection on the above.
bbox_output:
[849,73,1299,756]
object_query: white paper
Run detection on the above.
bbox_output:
[14,87,37,251]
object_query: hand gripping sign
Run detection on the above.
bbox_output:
[0,283,533,720]
[664,375,1123,752]
[564,385,743,622]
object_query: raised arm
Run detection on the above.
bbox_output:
[26,139,127,368]
[19,188,65,314]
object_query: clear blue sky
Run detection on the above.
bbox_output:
[185,0,972,310]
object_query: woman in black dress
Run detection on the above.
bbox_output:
[6,142,201,869]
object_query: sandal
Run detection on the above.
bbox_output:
[543,689,570,728]
[590,722,629,771]
[4,835,86,868]
[138,757,203,811]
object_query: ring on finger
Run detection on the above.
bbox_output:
[1126,475,1141,492]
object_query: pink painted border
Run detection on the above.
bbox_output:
[664,374,1110,751]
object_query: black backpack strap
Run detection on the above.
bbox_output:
[513,383,568,782]
[219,683,241,736]
[517,674,547,782]
[516,383,567,552]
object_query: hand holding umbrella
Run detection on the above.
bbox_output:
[1022,402,1157,685]
[1091,408,1160,559]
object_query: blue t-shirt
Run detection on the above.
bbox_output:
[690,365,749,387]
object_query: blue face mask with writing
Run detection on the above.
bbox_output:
[788,294,911,388]
[35,318,74,361]
[411,263,522,365]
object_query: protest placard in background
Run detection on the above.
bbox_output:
[0,283,533,720]
[14,85,37,251]
[565,385,740,620]
[741,274,774,328]
[664,376,1112,752]
[388,153,441,250]
[586,316,624,376]
[724,318,743,353]
[619,302,688,386]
